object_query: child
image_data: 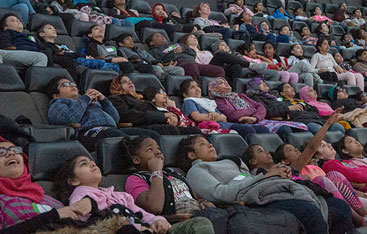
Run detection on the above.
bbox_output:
[341,33,358,48]
[309,6,333,24]
[259,21,276,38]
[300,26,318,45]
[238,11,276,43]
[333,52,354,72]
[53,155,213,234]
[294,7,308,21]
[277,25,298,44]
[352,9,366,28]
[115,33,184,80]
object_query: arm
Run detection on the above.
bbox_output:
[215,97,261,122]
[292,108,342,172]
[125,175,165,215]
[310,53,320,72]
[322,160,367,184]
[193,17,206,29]
[239,94,266,121]
[223,7,235,16]
[99,98,120,123]
[48,96,90,125]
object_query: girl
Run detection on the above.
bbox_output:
[176,135,354,234]
[300,25,318,45]
[262,42,299,83]
[309,6,333,24]
[223,0,253,16]
[315,22,337,46]
[311,38,364,91]
[208,77,308,139]
[180,79,270,139]
[53,155,212,234]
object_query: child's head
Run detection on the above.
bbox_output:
[354,9,362,18]
[334,135,364,160]
[259,21,270,32]
[316,22,329,34]
[312,6,322,16]
[341,33,352,42]
[235,0,244,7]
[239,42,256,58]
[290,43,303,57]
[180,79,201,99]
[276,6,285,14]
[262,41,276,58]
[36,23,57,42]
[242,144,274,170]
[253,2,263,13]
[116,33,134,48]
[273,144,301,166]
[214,41,230,52]
[86,25,105,42]
[294,7,304,17]
[277,83,295,99]
[356,48,367,62]
[316,38,329,53]
[300,25,310,37]
[0,13,23,32]
[176,136,218,172]
[356,91,367,104]
[333,52,344,64]
[314,141,336,160]
[179,33,199,48]
[146,32,167,47]
[240,11,252,23]
[279,25,290,35]
[53,155,101,204]
[143,87,168,107]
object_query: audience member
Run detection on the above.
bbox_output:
[0,0,35,24]
[224,0,253,16]
[334,3,354,27]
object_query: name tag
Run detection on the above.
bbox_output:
[232,173,248,181]
[106,48,115,52]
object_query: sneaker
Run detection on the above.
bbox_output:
[249,62,267,72]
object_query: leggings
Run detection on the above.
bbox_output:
[337,71,364,91]
[278,70,299,83]
[180,62,225,82]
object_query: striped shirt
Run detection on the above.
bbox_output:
[0,194,63,229]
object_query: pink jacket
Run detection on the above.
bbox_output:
[224,4,254,16]
[214,93,266,122]
[69,186,165,228]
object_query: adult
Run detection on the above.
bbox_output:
[334,3,354,27]
[311,38,364,91]
[299,86,334,116]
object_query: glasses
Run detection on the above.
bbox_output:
[336,88,346,93]
[0,146,22,157]
[158,89,166,95]
[58,81,77,89]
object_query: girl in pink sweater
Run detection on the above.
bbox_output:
[53,155,170,233]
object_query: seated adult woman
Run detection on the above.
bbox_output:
[208,77,308,139]
[109,75,201,135]
[192,2,233,40]
[180,79,270,139]
[0,136,88,233]
[311,38,364,91]
[299,85,334,116]
[277,82,345,134]
[224,0,253,16]
[176,135,354,234]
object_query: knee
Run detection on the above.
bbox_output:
[189,217,215,233]
[329,123,345,134]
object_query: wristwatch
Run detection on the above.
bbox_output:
[150,171,163,182]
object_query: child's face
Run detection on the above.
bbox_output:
[301,27,310,36]
[88,26,105,40]
[236,0,244,7]
[355,9,362,18]
[280,26,290,35]
[260,22,269,31]
[69,156,102,187]
[259,80,269,92]
[255,3,263,12]
[241,12,252,23]
[333,53,344,64]
[359,50,367,62]
[119,36,134,48]
[263,43,275,58]
[183,81,202,98]
[343,34,352,42]
[320,23,329,33]
[296,8,303,16]
[40,24,57,39]
[291,44,303,57]
[314,7,321,15]
[188,137,218,162]
[154,4,166,17]
[245,44,257,58]
[218,41,229,52]
[131,138,164,170]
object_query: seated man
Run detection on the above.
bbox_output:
[0,13,48,69]
[46,76,160,151]
[115,32,184,80]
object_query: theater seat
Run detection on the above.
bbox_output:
[341,47,359,61]
[199,34,220,51]
[23,125,75,142]
[227,39,244,51]
[234,78,251,94]
[69,19,96,37]
[106,24,140,42]
[55,35,77,52]
[95,137,127,175]
[344,85,361,96]
[276,43,292,57]
[302,45,317,58]
[25,67,73,92]
[324,131,345,144]
[285,132,314,150]
[162,3,179,14]
[200,76,216,97]
[79,69,119,96]
[253,41,265,55]
[160,135,189,167]
[209,11,227,23]
[141,27,170,44]
[171,32,186,43]
[0,64,24,92]
[348,128,367,145]
[127,0,151,15]
[129,73,165,93]
[316,83,335,99]
[165,75,192,96]
[29,14,68,35]
[247,133,284,153]
[0,8,22,24]
[207,133,248,158]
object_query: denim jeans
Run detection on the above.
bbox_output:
[307,122,345,134]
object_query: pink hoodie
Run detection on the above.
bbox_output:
[69,186,165,229]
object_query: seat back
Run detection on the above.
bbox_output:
[0,64,24,92]
[200,76,216,97]
[209,11,227,23]
[234,78,251,94]
[207,134,248,158]
[302,44,317,58]
[347,128,367,146]
[165,75,192,96]
[247,133,284,152]
[129,73,165,93]
[162,3,179,14]
[106,24,140,42]
[285,132,314,150]
[80,69,119,96]
[29,14,68,35]
[127,0,152,14]
[276,42,292,57]
[199,35,220,51]
[160,135,189,167]
[69,19,97,37]
[25,67,73,92]
[324,131,345,144]
[272,18,290,31]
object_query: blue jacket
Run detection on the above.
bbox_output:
[272,9,295,20]
[0,29,38,51]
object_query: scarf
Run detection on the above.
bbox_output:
[184,97,217,112]
[299,86,334,116]
[0,136,44,202]
[208,77,249,110]
[152,3,166,23]
[110,76,143,100]
[246,77,278,100]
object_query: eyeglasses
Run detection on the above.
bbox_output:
[58,81,77,89]
[336,88,346,93]
[158,89,166,95]
[0,146,23,157]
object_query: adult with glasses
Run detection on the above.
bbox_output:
[46,76,161,151]
[0,136,93,233]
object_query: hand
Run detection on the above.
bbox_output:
[199,201,215,209]
[171,11,181,18]
[232,24,239,31]
[288,104,304,111]
[70,197,92,216]
[352,182,366,190]
[265,163,292,179]
[238,116,257,123]
[173,46,182,54]
[147,156,164,172]
[330,41,336,46]
[86,55,94,59]
[86,89,105,101]
[208,112,220,120]
[151,219,171,234]
[157,62,164,69]
[318,69,330,73]
[167,115,178,126]
[169,60,177,66]
[162,11,168,18]
[326,107,343,125]
[56,206,79,220]
[335,66,344,74]
[166,99,176,108]
[111,57,128,63]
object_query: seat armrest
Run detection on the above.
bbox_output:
[164,213,193,223]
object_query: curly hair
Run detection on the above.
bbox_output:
[175,135,202,172]
[241,144,261,170]
[118,136,151,170]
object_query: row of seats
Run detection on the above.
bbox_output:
[27,127,367,197]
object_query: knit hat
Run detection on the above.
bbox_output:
[210,40,225,53]
[327,85,338,101]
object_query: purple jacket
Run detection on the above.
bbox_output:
[214,93,266,122]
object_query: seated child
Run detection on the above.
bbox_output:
[300,26,318,45]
